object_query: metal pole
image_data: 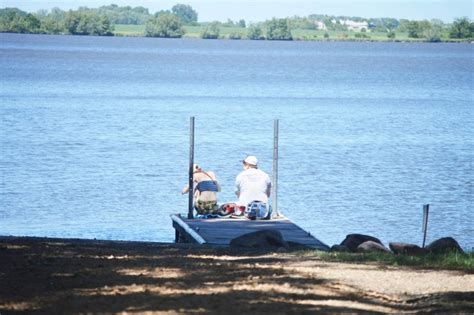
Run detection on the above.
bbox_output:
[422,204,429,248]
[272,119,279,217]
[188,117,195,219]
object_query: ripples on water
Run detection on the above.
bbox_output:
[1,34,473,250]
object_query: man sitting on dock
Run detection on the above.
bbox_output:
[235,156,272,218]
[182,164,221,216]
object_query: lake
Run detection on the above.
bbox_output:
[0,33,473,250]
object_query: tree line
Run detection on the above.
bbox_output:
[0,7,114,35]
[1,4,473,41]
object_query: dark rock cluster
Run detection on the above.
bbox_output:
[229,230,465,256]
[330,234,464,255]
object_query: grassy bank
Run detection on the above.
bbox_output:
[113,24,460,42]
[304,250,474,272]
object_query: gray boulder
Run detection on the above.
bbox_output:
[389,242,428,255]
[357,240,392,253]
[426,237,464,254]
[230,229,288,249]
[340,234,383,252]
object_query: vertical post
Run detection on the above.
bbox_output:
[422,204,430,248]
[272,119,279,217]
[188,117,195,219]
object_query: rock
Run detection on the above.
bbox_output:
[330,244,350,252]
[340,234,383,252]
[389,242,428,255]
[426,237,464,254]
[357,241,392,253]
[230,229,288,249]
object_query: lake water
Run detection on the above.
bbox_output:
[1,33,473,250]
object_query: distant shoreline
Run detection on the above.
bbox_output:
[1,31,472,44]
[2,6,472,43]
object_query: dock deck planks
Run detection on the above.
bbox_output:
[171,214,329,250]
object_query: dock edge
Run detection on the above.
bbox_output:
[170,214,206,244]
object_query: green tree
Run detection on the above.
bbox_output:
[171,4,197,24]
[406,21,423,38]
[449,17,472,38]
[223,19,234,27]
[64,11,81,34]
[39,8,66,34]
[97,4,150,24]
[398,19,410,32]
[266,18,292,40]
[247,23,264,40]
[0,8,41,33]
[382,18,399,31]
[238,19,246,28]
[424,20,442,42]
[145,12,184,38]
[201,22,220,39]
[64,10,113,36]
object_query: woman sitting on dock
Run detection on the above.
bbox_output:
[182,164,221,216]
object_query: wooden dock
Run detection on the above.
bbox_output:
[171,214,329,251]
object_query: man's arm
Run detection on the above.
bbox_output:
[266,175,272,197]
[234,175,241,197]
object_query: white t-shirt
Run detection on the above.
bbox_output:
[235,168,272,206]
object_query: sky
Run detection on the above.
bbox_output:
[2,0,473,22]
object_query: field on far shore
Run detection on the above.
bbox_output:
[1,236,473,314]
[112,24,466,42]
[113,24,422,41]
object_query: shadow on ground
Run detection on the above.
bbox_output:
[0,237,472,314]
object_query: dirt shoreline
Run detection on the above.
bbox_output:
[1,236,473,314]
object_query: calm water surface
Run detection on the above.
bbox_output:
[1,33,473,249]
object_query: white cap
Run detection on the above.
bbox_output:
[243,155,258,166]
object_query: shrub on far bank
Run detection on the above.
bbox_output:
[228,32,242,40]
[387,31,396,39]
[64,11,114,36]
[145,12,184,38]
[247,24,264,40]
[266,18,293,40]
[201,22,220,39]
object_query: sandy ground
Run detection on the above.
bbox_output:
[0,236,473,314]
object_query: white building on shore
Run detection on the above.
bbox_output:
[314,21,327,30]
[342,20,369,32]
